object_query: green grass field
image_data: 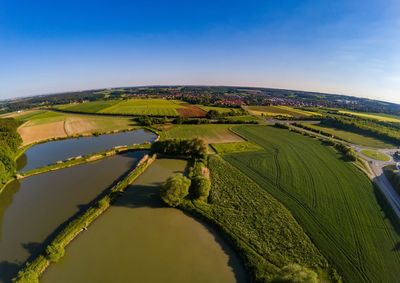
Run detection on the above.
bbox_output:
[160,124,243,143]
[245,105,320,117]
[339,110,400,123]
[186,155,332,281]
[16,110,67,125]
[360,149,391,161]
[56,99,185,116]
[56,100,119,113]
[210,141,262,154]
[301,123,395,148]
[99,99,183,116]
[222,125,400,283]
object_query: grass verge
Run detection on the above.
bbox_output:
[210,141,262,154]
[360,149,391,161]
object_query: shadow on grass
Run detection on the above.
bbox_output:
[393,242,400,251]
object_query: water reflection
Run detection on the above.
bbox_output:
[17,129,157,172]
[0,151,146,282]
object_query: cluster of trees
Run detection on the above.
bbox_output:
[0,118,22,184]
[332,142,357,161]
[188,160,211,201]
[135,115,258,127]
[292,123,345,142]
[154,138,211,207]
[151,138,208,159]
[274,122,290,129]
[264,114,320,121]
[173,117,257,125]
[323,117,400,146]
[205,109,247,119]
[135,116,167,126]
[161,160,211,207]
[160,174,191,207]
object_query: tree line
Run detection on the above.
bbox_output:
[322,116,400,146]
[151,138,208,159]
[0,118,22,185]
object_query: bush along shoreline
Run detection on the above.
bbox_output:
[0,118,23,193]
[13,154,156,283]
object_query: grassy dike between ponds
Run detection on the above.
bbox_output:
[13,154,157,283]
[17,143,152,179]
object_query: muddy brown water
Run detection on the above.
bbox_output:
[0,151,146,282]
[41,159,248,283]
[17,129,157,172]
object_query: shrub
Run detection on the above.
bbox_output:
[44,243,65,263]
[273,264,319,283]
[96,197,110,209]
[161,174,191,207]
[333,143,357,161]
[190,175,211,201]
[274,123,289,129]
[137,116,167,126]
[12,270,39,283]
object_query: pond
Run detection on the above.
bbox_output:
[41,159,248,283]
[17,129,157,172]
[0,151,146,283]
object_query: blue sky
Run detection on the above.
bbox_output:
[1,0,399,103]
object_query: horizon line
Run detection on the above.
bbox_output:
[2,84,398,106]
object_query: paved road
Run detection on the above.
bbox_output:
[369,162,400,219]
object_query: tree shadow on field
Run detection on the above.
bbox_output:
[372,184,400,236]
[393,242,400,252]
[0,260,22,283]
